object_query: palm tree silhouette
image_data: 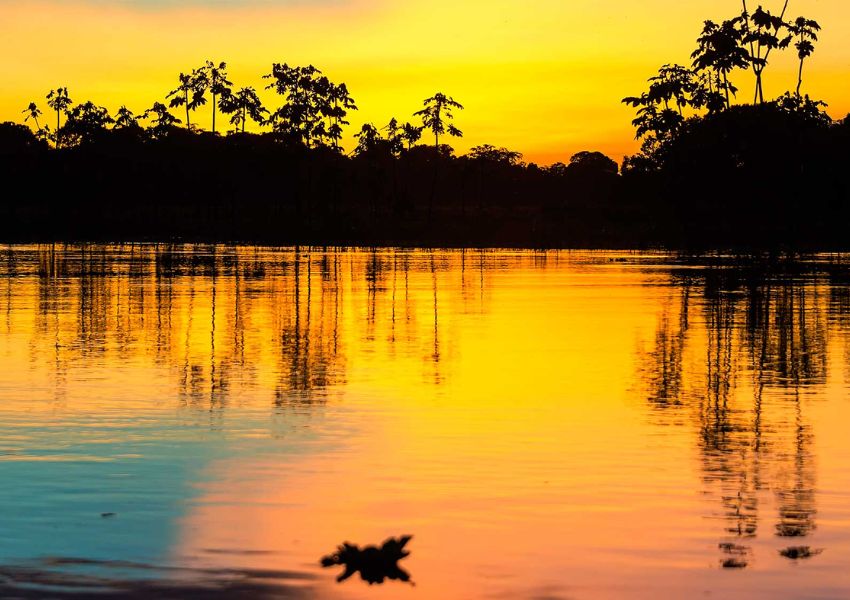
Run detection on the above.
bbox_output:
[46,87,72,148]
[400,122,422,150]
[194,61,231,134]
[22,102,42,129]
[741,2,792,104]
[414,93,463,150]
[789,16,820,97]
[167,70,206,129]
[691,19,749,109]
[324,82,357,151]
[22,101,45,133]
[647,64,698,116]
[383,118,404,154]
[622,93,684,141]
[353,123,383,155]
[219,87,268,133]
[207,61,232,134]
[23,101,51,143]
[113,106,140,129]
[144,101,181,138]
[689,71,729,115]
[264,63,324,146]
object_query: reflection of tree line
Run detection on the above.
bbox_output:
[2,245,500,409]
[638,267,831,567]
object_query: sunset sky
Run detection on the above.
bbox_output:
[2,0,849,164]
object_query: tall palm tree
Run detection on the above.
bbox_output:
[324,82,357,151]
[414,93,464,151]
[205,61,232,134]
[194,61,231,134]
[790,16,821,97]
[46,87,72,148]
[741,2,792,104]
[167,70,206,129]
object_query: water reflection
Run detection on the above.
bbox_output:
[1,244,499,409]
[635,263,839,568]
[0,557,316,599]
[3,248,850,598]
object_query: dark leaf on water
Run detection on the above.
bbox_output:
[320,535,414,586]
[779,546,823,560]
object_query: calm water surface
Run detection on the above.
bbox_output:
[1,246,850,599]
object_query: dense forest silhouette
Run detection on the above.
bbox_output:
[1,0,849,248]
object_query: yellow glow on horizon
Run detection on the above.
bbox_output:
[2,0,849,163]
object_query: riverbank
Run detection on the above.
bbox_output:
[2,114,849,251]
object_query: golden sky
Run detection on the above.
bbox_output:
[2,0,849,164]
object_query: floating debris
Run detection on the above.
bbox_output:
[776,523,809,537]
[320,535,413,585]
[718,543,748,555]
[779,546,823,560]
[721,558,748,569]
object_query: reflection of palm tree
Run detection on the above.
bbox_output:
[636,267,834,569]
[773,286,818,539]
[640,283,690,407]
[430,254,441,384]
[774,391,816,538]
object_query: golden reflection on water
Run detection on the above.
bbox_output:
[2,245,850,599]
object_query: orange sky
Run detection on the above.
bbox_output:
[2,0,849,164]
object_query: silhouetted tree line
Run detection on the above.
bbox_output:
[2,2,849,248]
[0,60,621,246]
[620,1,850,249]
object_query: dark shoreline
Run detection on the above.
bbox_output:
[3,109,849,253]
